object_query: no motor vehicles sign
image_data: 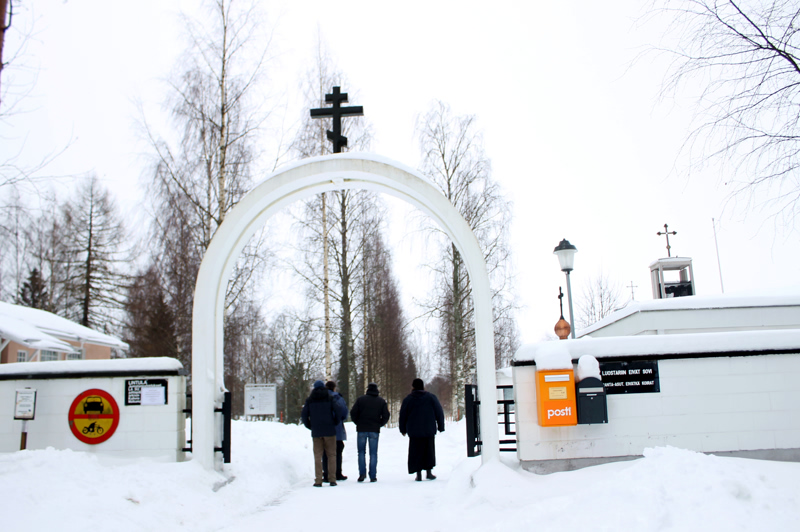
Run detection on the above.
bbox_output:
[67,389,120,444]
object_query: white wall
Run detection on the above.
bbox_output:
[513,354,800,464]
[0,375,186,461]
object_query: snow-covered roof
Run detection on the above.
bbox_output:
[514,329,800,363]
[0,357,183,377]
[579,286,800,337]
[0,302,128,351]
[648,256,693,269]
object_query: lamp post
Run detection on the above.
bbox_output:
[553,239,577,339]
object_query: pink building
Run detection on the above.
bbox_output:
[0,302,128,364]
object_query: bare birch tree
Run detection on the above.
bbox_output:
[416,100,517,417]
[290,41,374,404]
[269,310,325,424]
[138,0,276,374]
[0,0,11,110]
[653,0,800,220]
[577,272,624,330]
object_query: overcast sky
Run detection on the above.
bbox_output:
[2,0,799,347]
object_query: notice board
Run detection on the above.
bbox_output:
[245,383,277,416]
[125,379,168,406]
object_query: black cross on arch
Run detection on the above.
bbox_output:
[309,86,364,153]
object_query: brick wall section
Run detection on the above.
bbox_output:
[1,340,112,363]
[514,353,800,461]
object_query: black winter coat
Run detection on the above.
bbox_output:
[350,390,390,433]
[301,386,340,437]
[399,390,445,438]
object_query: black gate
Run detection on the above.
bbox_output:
[182,391,232,463]
[465,384,516,457]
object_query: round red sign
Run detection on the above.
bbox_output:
[67,389,120,444]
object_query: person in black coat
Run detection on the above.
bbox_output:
[350,382,390,482]
[399,378,445,481]
[322,381,348,482]
[301,380,345,487]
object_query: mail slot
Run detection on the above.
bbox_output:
[536,369,577,426]
[576,376,608,425]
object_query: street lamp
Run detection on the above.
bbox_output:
[553,239,577,339]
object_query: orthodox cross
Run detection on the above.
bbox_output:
[309,86,364,153]
[558,286,565,318]
[657,223,677,257]
[627,281,637,301]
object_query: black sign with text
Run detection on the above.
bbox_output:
[125,379,169,406]
[599,360,660,394]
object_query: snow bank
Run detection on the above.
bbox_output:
[2,418,799,531]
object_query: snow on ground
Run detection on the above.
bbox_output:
[2,419,799,531]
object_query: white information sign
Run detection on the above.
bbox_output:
[14,389,37,420]
[245,384,277,416]
[141,386,166,406]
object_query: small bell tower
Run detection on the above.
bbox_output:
[650,224,695,299]
[650,257,695,299]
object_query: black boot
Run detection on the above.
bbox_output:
[426,470,436,480]
[415,471,422,481]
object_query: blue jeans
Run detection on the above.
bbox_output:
[357,432,380,480]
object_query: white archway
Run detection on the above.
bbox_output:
[192,153,499,470]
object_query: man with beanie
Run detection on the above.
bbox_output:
[350,382,391,482]
[399,378,445,481]
[301,380,346,487]
[322,381,348,482]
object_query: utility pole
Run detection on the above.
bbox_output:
[712,218,724,293]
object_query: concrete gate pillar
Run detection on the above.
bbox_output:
[192,154,499,470]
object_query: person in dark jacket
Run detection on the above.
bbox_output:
[399,378,445,481]
[301,380,344,487]
[322,381,348,482]
[350,382,390,482]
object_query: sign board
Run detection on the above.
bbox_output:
[125,379,168,406]
[600,360,660,394]
[67,389,120,444]
[14,389,37,420]
[245,384,277,416]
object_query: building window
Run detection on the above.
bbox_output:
[67,348,84,361]
[41,350,58,362]
[17,350,28,363]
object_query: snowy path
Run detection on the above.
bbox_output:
[218,421,471,532]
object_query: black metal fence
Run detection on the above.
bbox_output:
[465,384,516,457]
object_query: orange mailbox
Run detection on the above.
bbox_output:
[536,369,578,426]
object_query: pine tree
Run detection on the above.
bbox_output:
[61,175,128,329]
[124,265,178,359]
[17,268,49,310]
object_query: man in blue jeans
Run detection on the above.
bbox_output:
[349,382,390,482]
